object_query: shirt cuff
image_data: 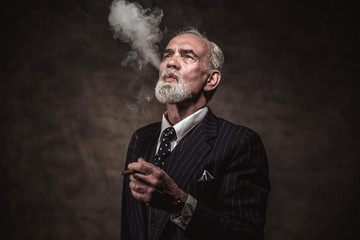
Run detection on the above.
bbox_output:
[170,194,197,230]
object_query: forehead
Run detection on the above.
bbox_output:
[166,33,209,56]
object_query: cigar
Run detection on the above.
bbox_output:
[121,169,137,175]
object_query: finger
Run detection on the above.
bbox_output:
[127,157,146,169]
[129,181,147,194]
[130,174,149,185]
[130,189,145,202]
[127,162,146,175]
[133,168,170,189]
[130,188,152,204]
[128,159,157,175]
[127,157,145,168]
[132,172,155,186]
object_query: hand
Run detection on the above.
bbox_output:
[128,158,185,213]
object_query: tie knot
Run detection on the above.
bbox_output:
[162,127,176,140]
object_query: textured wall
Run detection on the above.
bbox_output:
[2,0,359,239]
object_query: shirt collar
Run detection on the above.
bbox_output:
[160,106,208,143]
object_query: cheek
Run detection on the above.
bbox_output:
[159,64,167,77]
[160,61,166,69]
[185,77,207,94]
[183,69,207,85]
[183,67,201,79]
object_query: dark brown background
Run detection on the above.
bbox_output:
[2,0,359,239]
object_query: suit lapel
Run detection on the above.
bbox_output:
[151,109,219,240]
[136,124,161,163]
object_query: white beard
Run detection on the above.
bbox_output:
[155,69,192,104]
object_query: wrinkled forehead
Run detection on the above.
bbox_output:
[166,33,210,57]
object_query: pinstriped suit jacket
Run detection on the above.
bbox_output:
[121,108,270,240]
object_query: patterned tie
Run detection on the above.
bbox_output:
[154,127,176,168]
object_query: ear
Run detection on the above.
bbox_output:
[203,70,221,92]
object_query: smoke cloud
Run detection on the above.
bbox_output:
[108,0,163,69]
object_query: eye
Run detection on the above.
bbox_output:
[185,55,194,59]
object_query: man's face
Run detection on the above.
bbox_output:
[155,33,210,104]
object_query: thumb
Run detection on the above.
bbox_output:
[138,157,145,162]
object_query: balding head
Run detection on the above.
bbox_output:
[174,27,224,74]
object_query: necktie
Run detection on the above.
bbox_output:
[154,127,176,168]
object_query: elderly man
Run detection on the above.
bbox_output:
[121,27,270,240]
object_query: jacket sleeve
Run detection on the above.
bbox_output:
[185,130,270,240]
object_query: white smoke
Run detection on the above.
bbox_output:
[126,86,154,112]
[108,0,163,69]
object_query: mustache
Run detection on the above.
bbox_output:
[159,68,182,82]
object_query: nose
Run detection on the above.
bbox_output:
[166,55,180,70]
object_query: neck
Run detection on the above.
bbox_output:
[165,95,207,125]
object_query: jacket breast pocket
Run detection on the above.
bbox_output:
[191,179,219,207]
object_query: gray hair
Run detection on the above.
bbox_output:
[175,27,224,73]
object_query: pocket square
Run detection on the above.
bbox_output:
[197,170,215,182]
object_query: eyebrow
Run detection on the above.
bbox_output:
[180,49,199,59]
[162,48,174,56]
[162,48,199,59]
